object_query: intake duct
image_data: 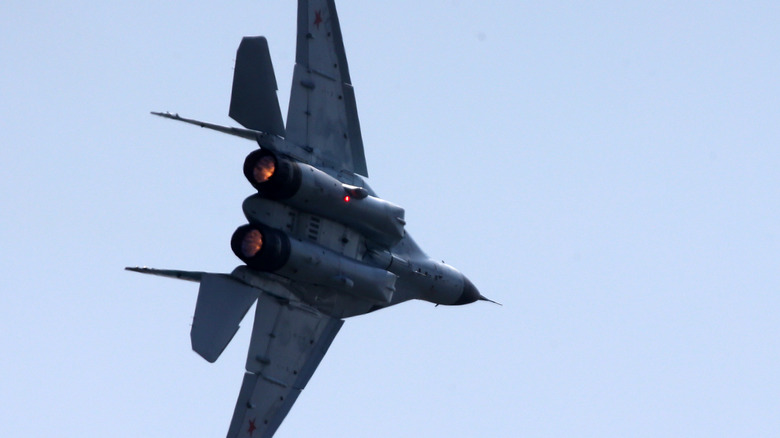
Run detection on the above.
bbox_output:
[243,148,406,247]
[231,222,397,303]
[230,224,290,272]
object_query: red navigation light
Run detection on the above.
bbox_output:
[344,195,351,202]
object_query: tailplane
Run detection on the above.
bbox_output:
[126,267,258,363]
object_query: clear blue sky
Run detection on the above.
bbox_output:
[2,1,779,436]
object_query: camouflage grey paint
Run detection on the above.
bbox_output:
[127,0,486,437]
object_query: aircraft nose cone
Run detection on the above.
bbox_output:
[454,275,481,305]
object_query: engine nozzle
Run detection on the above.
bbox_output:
[230,224,290,271]
[242,149,301,199]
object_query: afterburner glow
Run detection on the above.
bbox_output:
[241,229,264,257]
[253,155,276,183]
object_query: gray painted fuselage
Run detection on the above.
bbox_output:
[128,1,484,436]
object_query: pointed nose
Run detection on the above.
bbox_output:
[453,275,481,305]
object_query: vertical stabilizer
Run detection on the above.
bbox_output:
[190,274,259,363]
[229,37,286,137]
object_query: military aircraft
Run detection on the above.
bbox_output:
[127,0,489,436]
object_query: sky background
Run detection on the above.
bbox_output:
[1,1,779,437]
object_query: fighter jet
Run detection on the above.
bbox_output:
[128,1,488,436]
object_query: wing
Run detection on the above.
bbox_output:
[285,0,367,176]
[126,267,343,437]
[226,288,344,438]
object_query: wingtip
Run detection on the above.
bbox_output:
[125,266,154,275]
[150,111,177,119]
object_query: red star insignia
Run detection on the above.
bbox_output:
[247,418,257,436]
[313,10,323,28]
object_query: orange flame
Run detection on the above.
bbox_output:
[253,155,276,184]
[241,229,263,257]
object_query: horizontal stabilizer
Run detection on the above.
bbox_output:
[150,112,260,141]
[230,37,286,137]
[191,274,259,363]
